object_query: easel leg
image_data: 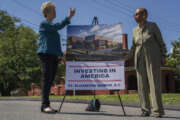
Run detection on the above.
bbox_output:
[118,91,126,116]
[58,91,66,112]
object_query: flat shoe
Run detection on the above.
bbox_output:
[141,112,150,117]
[41,107,57,114]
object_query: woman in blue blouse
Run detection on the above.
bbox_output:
[37,1,75,113]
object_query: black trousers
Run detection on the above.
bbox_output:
[38,53,58,108]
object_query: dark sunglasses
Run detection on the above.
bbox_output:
[134,11,144,16]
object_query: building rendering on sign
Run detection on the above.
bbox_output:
[67,34,123,61]
[28,34,175,96]
[85,35,114,50]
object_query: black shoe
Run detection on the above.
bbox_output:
[41,107,57,114]
[153,114,162,118]
[141,112,150,117]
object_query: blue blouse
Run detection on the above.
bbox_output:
[37,17,70,56]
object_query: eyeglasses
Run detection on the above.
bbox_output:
[134,11,144,16]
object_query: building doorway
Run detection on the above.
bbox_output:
[127,75,137,90]
[165,74,170,93]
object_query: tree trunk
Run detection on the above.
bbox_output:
[0,83,11,96]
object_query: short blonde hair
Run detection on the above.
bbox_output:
[41,1,55,17]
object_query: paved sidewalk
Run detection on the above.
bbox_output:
[0,100,180,120]
[0,97,180,111]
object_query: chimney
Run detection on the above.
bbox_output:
[122,34,128,49]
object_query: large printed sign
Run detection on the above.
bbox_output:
[65,61,125,90]
[66,24,123,61]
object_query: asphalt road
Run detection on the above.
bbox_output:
[0,100,180,120]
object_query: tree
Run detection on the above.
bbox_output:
[55,64,66,84]
[166,38,180,67]
[0,10,40,96]
[166,38,180,92]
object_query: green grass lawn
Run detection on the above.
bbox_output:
[2,93,180,105]
[48,93,180,105]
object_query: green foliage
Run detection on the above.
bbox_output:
[166,38,180,92]
[166,38,180,67]
[55,63,66,84]
[0,10,40,96]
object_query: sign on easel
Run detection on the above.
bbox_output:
[66,23,125,90]
[59,20,126,115]
[65,61,125,90]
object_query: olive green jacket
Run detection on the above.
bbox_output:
[130,21,167,68]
